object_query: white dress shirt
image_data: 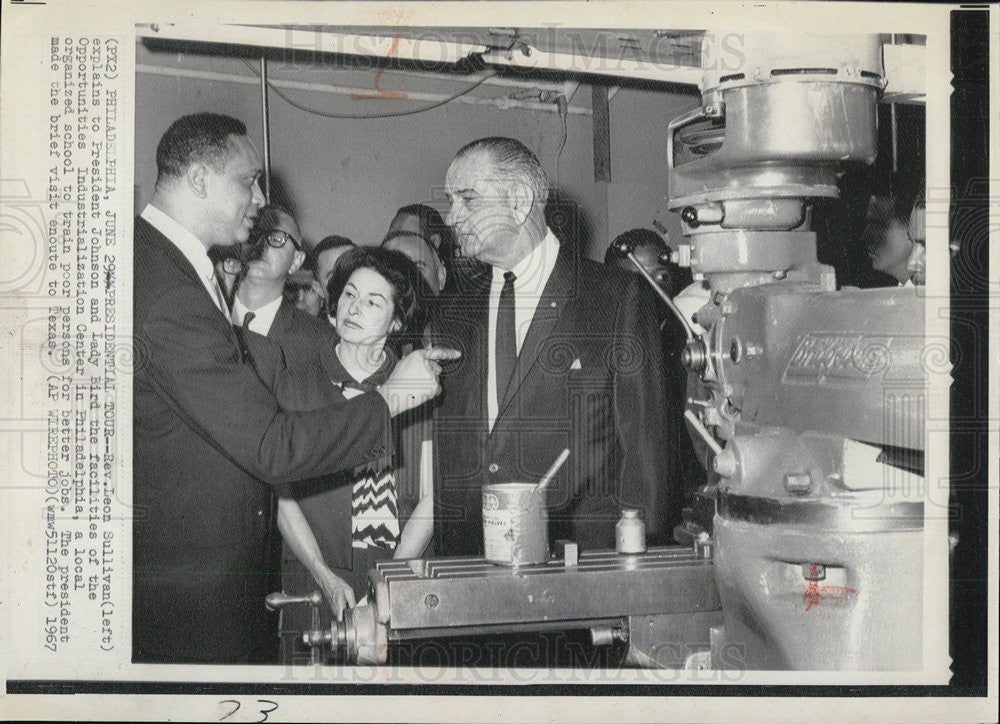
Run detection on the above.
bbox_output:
[140,204,230,321]
[487,228,560,429]
[232,294,282,335]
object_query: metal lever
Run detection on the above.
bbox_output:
[264,590,323,611]
[610,236,697,342]
[684,409,724,457]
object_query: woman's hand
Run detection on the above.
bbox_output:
[312,566,356,621]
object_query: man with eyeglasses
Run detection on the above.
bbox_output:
[133,113,458,664]
[233,206,336,366]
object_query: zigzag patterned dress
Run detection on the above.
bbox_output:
[350,454,400,550]
[322,349,404,597]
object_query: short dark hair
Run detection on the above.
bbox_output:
[327,246,430,350]
[308,235,355,274]
[282,272,317,307]
[250,205,300,250]
[381,229,440,262]
[862,175,924,257]
[391,203,456,263]
[156,113,247,183]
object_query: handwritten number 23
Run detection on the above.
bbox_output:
[219,699,279,722]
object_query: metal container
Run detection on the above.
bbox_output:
[616,509,647,554]
[482,483,549,566]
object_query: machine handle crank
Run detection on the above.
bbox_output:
[609,237,698,342]
[265,590,323,611]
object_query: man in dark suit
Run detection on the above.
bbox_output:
[433,137,673,555]
[133,113,455,664]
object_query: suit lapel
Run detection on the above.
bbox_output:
[136,216,240,353]
[136,216,228,318]
[497,242,575,418]
[269,300,293,343]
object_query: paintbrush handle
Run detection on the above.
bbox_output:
[536,448,571,492]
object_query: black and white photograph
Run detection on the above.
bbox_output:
[0,2,994,722]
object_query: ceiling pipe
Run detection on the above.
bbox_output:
[135,64,594,116]
[137,23,490,65]
[260,56,272,203]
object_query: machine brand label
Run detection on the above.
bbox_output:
[782,333,892,386]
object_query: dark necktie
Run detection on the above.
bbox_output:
[235,311,255,364]
[495,270,517,405]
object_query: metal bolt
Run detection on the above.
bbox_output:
[424,594,439,609]
[729,337,743,364]
[784,472,812,494]
[773,270,787,280]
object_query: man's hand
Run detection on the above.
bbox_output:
[379,347,461,416]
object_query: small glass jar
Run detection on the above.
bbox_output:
[615,509,646,554]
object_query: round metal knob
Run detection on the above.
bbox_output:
[265,590,323,611]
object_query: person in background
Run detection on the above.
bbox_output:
[133,112,453,664]
[389,202,486,294]
[309,234,356,305]
[603,227,690,297]
[388,203,454,264]
[905,190,926,285]
[234,206,336,366]
[863,196,915,285]
[382,229,447,297]
[283,269,325,317]
[606,228,702,531]
[863,178,925,286]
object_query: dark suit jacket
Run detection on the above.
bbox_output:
[433,238,673,554]
[263,298,337,368]
[132,216,390,663]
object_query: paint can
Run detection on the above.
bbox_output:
[482,483,549,566]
